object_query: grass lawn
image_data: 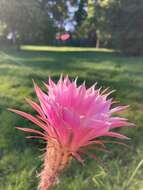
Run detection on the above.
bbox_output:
[0,46,143,190]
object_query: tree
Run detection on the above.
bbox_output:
[74,0,87,27]
[38,0,80,34]
[41,0,69,33]
[75,0,109,47]
[108,0,143,55]
[0,0,56,44]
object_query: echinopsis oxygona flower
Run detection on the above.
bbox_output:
[9,76,133,190]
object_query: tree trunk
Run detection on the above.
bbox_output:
[96,36,100,48]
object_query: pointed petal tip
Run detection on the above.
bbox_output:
[106,131,130,140]
[74,76,78,86]
[103,89,116,98]
[128,123,136,127]
[32,79,36,86]
[111,105,130,114]
[32,79,39,90]
[8,108,16,112]
[72,152,85,165]
[60,73,63,78]
[65,74,69,78]
[101,87,110,95]
[25,97,31,103]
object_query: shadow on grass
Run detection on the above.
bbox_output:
[0,49,143,104]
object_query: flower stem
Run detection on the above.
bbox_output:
[39,141,69,190]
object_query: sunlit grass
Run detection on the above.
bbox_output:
[20,45,115,52]
[0,46,143,190]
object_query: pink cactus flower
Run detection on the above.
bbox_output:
[9,76,133,190]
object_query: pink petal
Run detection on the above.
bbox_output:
[26,98,44,116]
[8,109,50,133]
[16,127,46,136]
[110,105,129,113]
[105,131,129,139]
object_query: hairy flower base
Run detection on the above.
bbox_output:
[39,140,70,190]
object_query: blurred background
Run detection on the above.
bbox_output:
[0,0,143,190]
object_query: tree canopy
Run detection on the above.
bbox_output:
[0,0,56,44]
[0,0,142,54]
[107,0,143,54]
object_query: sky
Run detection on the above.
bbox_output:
[64,1,78,31]
[64,0,87,31]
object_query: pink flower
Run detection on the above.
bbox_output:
[9,76,133,190]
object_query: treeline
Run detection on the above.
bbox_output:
[0,0,143,54]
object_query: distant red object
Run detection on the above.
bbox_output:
[61,33,70,41]
[56,33,70,41]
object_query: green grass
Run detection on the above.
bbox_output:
[0,46,143,190]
